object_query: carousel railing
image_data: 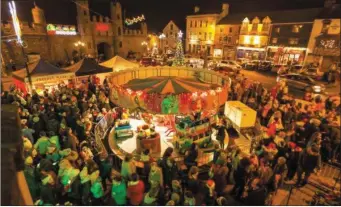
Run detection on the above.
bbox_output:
[94,112,116,158]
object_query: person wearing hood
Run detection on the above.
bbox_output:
[296,144,321,187]
[31,115,44,142]
[121,154,136,180]
[22,124,35,144]
[111,175,127,205]
[187,166,200,195]
[34,131,50,156]
[243,177,267,206]
[98,153,112,191]
[127,173,145,205]
[46,114,60,135]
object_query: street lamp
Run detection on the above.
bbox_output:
[74,41,85,58]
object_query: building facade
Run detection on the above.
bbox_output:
[214,24,240,59]
[161,20,180,54]
[1,0,148,66]
[185,4,229,57]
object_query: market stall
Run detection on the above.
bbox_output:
[63,58,112,84]
[99,55,138,72]
[12,59,74,93]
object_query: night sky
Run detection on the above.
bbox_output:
[1,0,327,32]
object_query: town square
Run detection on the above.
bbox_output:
[1,0,340,206]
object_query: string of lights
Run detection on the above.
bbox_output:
[8,1,23,45]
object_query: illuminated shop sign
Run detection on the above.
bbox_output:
[96,23,109,32]
[46,24,77,35]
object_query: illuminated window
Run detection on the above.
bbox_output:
[200,21,202,27]
[204,32,207,40]
[253,36,260,45]
[244,35,251,44]
[275,27,280,33]
[190,21,193,27]
[209,32,212,40]
[292,25,300,33]
[229,27,232,33]
[272,38,278,44]
[195,21,197,27]
[289,38,299,45]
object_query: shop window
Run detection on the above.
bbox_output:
[272,38,278,44]
[275,27,280,33]
[289,38,299,45]
[119,41,122,48]
[229,27,233,33]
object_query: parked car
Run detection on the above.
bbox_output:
[288,65,304,73]
[276,73,326,93]
[236,58,249,66]
[213,66,238,76]
[140,57,157,67]
[244,60,262,70]
[217,60,242,71]
[302,67,324,80]
[257,61,273,71]
[272,64,288,73]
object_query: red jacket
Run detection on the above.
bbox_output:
[127,181,145,205]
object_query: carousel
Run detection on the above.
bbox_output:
[107,67,230,165]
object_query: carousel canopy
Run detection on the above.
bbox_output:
[123,76,219,94]
[12,59,69,81]
[99,56,138,71]
[63,58,112,76]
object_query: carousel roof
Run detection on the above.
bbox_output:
[99,56,138,71]
[123,76,218,94]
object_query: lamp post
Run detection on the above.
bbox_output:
[159,33,166,54]
[74,41,85,58]
[9,1,32,93]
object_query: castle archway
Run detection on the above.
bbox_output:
[97,42,112,61]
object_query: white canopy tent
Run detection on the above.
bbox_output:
[99,56,138,72]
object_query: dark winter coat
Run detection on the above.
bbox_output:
[244,186,267,206]
[213,171,228,195]
[299,149,321,172]
[47,118,60,134]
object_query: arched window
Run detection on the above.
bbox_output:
[251,17,260,32]
[118,27,121,36]
[119,41,123,48]
[241,17,249,33]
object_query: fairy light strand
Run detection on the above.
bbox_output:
[9,1,23,45]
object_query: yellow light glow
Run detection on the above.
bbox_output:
[206,40,213,45]
[9,1,23,45]
[244,35,251,44]
[242,17,249,23]
[253,36,260,45]
[267,46,307,51]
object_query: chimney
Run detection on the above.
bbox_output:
[194,6,200,13]
[221,3,229,17]
[324,0,336,8]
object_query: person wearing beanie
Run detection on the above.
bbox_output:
[23,156,39,201]
[296,144,321,187]
[204,179,216,205]
[111,176,127,205]
[22,125,35,144]
[46,140,61,163]
[127,173,145,205]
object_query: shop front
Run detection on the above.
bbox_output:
[267,46,307,65]
[236,46,266,60]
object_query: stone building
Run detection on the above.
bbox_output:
[185,4,229,57]
[1,0,148,66]
[161,20,180,54]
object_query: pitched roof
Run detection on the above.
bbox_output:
[217,7,324,25]
[12,59,69,81]
[63,58,112,76]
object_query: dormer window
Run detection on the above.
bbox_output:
[262,16,271,31]
[241,17,249,32]
[251,17,260,32]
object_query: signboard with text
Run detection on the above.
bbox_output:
[47,24,77,35]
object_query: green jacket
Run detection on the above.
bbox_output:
[49,136,61,150]
[112,182,127,205]
[34,136,49,155]
[91,178,104,198]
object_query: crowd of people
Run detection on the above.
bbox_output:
[1,71,340,206]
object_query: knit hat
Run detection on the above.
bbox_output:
[25,156,33,165]
[206,179,215,188]
[33,116,40,123]
[288,142,296,149]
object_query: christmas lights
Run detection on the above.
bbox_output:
[125,15,145,25]
[8,1,23,45]
[173,30,185,66]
